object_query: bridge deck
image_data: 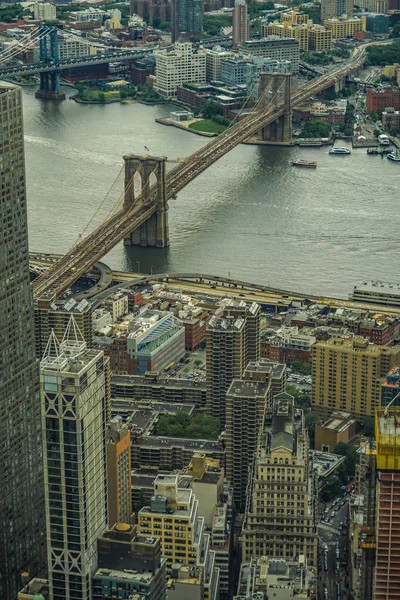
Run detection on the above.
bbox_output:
[32,47,366,304]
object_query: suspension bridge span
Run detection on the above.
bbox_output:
[32,45,367,306]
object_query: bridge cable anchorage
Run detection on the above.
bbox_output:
[33,50,367,302]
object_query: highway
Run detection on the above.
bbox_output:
[29,252,400,314]
[0,47,153,78]
[31,43,370,304]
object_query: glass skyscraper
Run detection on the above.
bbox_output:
[171,0,203,43]
[0,83,45,598]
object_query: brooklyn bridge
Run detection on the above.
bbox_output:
[32,44,368,305]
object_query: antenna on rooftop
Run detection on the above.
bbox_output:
[384,390,400,417]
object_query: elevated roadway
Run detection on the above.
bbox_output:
[29,253,400,315]
[0,47,153,78]
[32,45,368,305]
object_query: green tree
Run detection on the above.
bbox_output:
[363,416,375,438]
[370,110,379,122]
[286,384,310,410]
[159,20,171,31]
[300,120,332,138]
[156,413,220,440]
[194,359,202,367]
[391,22,400,38]
[290,361,311,375]
[202,99,223,119]
[320,475,342,501]
[152,16,161,28]
[305,412,322,449]
[333,442,356,477]
[98,92,105,103]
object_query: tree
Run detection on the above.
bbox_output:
[290,361,311,375]
[202,99,223,119]
[156,413,220,440]
[363,416,375,438]
[286,384,310,410]
[152,17,161,28]
[333,442,356,477]
[194,360,202,367]
[305,412,322,449]
[320,475,342,501]
[391,22,400,38]
[370,110,379,122]
[300,120,332,139]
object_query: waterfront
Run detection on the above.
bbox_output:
[23,84,400,297]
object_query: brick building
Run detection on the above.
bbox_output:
[366,87,400,115]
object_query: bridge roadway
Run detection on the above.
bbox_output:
[0,47,153,78]
[32,45,367,305]
[29,252,400,315]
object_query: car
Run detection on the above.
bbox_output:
[331,511,335,518]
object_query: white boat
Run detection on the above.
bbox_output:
[387,150,400,162]
[329,147,351,155]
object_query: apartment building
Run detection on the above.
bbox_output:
[309,24,334,50]
[205,48,234,82]
[324,15,366,38]
[93,523,166,600]
[34,2,56,21]
[264,22,309,51]
[232,0,249,48]
[239,37,300,74]
[312,337,400,419]
[226,360,287,511]
[111,372,207,408]
[242,393,318,566]
[261,326,316,364]
[154,43,206,98]
[321,0,354,20]
[106,415,133,527]
[137,476,219,600]
[40,318,110,600]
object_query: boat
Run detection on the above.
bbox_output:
[387,150,400,162]
[291,159,317,168]
[329,147,351,155]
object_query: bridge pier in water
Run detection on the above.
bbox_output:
[35,25,65,100]
[258,73,292,143]
[123,154,169,248]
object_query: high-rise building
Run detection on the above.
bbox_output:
[321,0,354,20]
[206,315,246,426]
[137,475,220,600]
[312,337,400,419]
[374,407,400,600]
[232,0,249,48]
[40,318,110,600]
[107,415,133,527]
[154,43,207,99]
[206,301,261,427]
[171,0,203,43]
[324,15,366,39]
[242,393,318,566]
[309,24,333,50]
[33,2,57,21]
[92,523,167,600]
[238,37,300,74]
[226,360,286,511]
[0,82,46,600]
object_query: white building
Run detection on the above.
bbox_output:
[154,42,207,98]
[205,47,234,82]
[34,2,56,21]
[58,33,99,59]
[69,7,105,22]
[239,36,300,74]
[40,318,109,600]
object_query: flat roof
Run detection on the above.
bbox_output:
[353,280,400,296]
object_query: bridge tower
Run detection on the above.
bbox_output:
[123,154,169,248]
[35,25,66,101]
[258,73,292,144]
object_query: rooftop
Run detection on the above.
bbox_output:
[352,280,400,296]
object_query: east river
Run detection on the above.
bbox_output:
[22,84,400,298]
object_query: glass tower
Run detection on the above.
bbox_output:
[0,83,46,599]
[171,0,203,43]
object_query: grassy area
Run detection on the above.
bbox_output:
[189,119,227,134]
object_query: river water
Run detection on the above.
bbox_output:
[22,85,400,298]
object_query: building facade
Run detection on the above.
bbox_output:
[106,415,133,527]
[242,393,318,567]
[171,0,203,43]
[34,2,57,21]
[321,0,354,20]
[232,0,249,48]
[312,337,400,419]
[324,15,366,38]
[40,320,110,600]
[0,82,46,600]
[238,37,300,74]
[154,43,206,98]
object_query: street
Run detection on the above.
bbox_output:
[318,500,350,600]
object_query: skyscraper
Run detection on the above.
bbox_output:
[171,0,203,43]
[232,0,249,48]
[0,82,46,599]
[106,415,133,527]
[242,393,318,566]
[40,318,110,600]
[321,0,354,20]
